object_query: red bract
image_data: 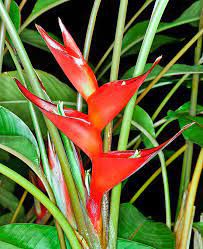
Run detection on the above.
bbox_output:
[36,20,98,101]
[87,57,161,130]
[15,79,102,159]
[86,123,193,229]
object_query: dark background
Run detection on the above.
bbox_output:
[15,0,203,224]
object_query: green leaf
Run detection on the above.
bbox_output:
[7,1,21,45]
[114,106,155,148]
[0,70,76,134]
[122,1,200,55]
[0,224,63,249]
[123,35,179,57]
[23,0,70,30]
[20,29,61,52]
[122,64,203,81]
[0,174,15,192]
[118,203,175,249]
[193,222,203,236]
[167,102,203,147]
[0,106,40,173]
[117,238,156,249]
[9,1,20,31]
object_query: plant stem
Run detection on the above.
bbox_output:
[77,0,101,111]
[136,28,203,105]
[10,190,28,223]
[19,0,27,11]
[152,74,189,121]
[0,1,87,238]
[94,0,154,73]
[130,145,187,203]
[178,148,203,249]
[103,0,128,247]
[0,0,10,72]
[110,0,170,233]
[0,162,82,249]
[176,6,203,218]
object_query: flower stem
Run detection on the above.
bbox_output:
[10,190,28,223]
[0,162,82,249]
[104,0,128,247]
[0,0,10,72]
[94,0,154,74]
[77,0,101,111]
[111,0,170,233]
[130,145,187,203]
[176,5,203,218]
[178,148,203,249]
[0,1,86,238]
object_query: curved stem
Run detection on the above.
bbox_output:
[130,145,187,203]
[0,0,10,72]
[0,163,82,249]
[113,0,170,229]
[179,148,203,249]
[77,0,101,111]
[130,120,171,228]
[94,0,154,73]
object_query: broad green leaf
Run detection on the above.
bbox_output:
[118,203,175,249]
[117,238,155,249]
[122,64,203,81]
[167,102,203,147]
[20,29,61,52]
[0,224,62,249]
[114,106,155,148]
[0,106,40,173]
[123,35,179,57]
[0,70,76,134]
[193,222,203,236]
[23,0,70,30]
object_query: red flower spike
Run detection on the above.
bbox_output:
[87,123,194,229]
[36,21,98,100]
[15,79,103,158]
[87,57,162,131]
[48,135,76,228]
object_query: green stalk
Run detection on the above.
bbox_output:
[101,0,128,247]
[0,163,82,249]
[179,149,203,249]
[77,0,101,111]
[111,0,170,233]
[0,1,87,237]
[94,0,154,74]
[176,4,203,218]
[0,0,10,72]
[6,41,67,249]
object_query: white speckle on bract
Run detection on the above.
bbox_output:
[121,81,126,86]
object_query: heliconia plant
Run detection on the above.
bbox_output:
[0,1,202,249]
[14,20,194,234]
